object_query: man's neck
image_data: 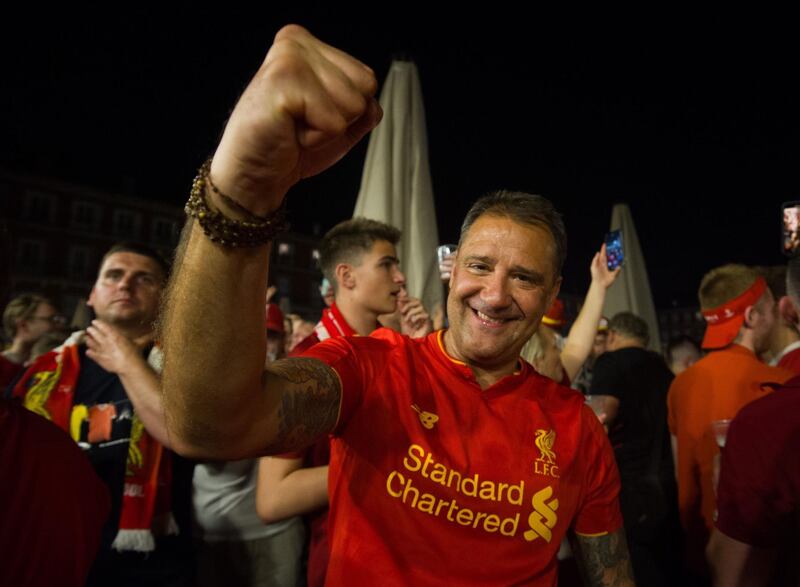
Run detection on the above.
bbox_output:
[771,326,800,358]
[5,339,33,363]
[99,321,154,347]
[334,297,379,336]
[735,330,756,354]
[610,338,644,352]
[442,330,518,390]
[470,364,518,390]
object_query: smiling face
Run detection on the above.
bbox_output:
[88,251,164,333]
[444,214,561,377]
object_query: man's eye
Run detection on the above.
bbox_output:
[468,263,489,272]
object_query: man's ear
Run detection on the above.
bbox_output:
[548,276,563,310]
[335,264,355,290]
[743,304,758,329]
[14,317,28,336]
[778,295,799,326]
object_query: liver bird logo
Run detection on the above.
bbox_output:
[535,429,556,464]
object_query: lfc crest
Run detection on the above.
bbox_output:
[534,429,559,478]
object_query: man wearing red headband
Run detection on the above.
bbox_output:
[667,264,792,577]
[707,257,800,585]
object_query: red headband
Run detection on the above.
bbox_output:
[700,276,767,349]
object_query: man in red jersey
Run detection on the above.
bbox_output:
[161,25,633,586]
[257,217,430,587]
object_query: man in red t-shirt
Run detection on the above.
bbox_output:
[706,376,800,586]
[161,25,633,585]
[0,399,110,587]
[257,217,431,587]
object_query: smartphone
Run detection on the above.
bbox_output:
[605,229,624,271]
[782,201,800,257]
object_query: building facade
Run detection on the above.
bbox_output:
[0,171,324,330]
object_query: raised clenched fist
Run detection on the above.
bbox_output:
[209,25,382,216]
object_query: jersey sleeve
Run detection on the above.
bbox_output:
[588,353,622,399]
[299,335,381,435]
[572,404,623,536]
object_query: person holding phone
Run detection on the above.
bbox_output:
[522,243,621,387]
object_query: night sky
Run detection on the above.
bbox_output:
[3,10,797,307]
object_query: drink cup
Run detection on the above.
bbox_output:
[437,244,457,280]
[711,419,732,448]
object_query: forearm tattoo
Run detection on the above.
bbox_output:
[573,530,636,587]
[266,357,341,453]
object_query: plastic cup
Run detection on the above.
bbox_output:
[437,244,457,264]
[437,244,458,280]
[711,419,732,448]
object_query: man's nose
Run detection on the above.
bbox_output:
[481,273,511,308]
[118,274,134,290]
[393,266,406,286]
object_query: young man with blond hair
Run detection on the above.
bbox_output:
[667,263,792,576]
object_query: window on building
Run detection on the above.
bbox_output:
[277,276,291,298]
[17,239,45,274]
[23,190,56,222]
[276,242,294,265]
[113,209,140,239]
[311,280,323,302]
[71,201,100,231]
[152,217,177,245]
[68,246,94,280]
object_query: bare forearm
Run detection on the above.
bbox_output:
[161,221,273,457]
[707,530,776,587]
[573,529,636,586]
[256,458,329,523]
[562,280,607,380]
[117,358,170,447]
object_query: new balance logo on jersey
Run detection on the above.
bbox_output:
[411,404,438,429]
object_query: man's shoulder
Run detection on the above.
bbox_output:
[296,327,413,365]
[737,376,800,423]
[289,330,321,357]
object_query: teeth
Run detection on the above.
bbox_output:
[477,310,503,324]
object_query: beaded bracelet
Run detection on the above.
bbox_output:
[185,159,288,247]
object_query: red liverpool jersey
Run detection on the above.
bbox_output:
[303,329,622,586]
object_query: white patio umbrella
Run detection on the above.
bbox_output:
[603,203,662,352]
[354,59,443,316]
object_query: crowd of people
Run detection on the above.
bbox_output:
[2,25,797,587]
